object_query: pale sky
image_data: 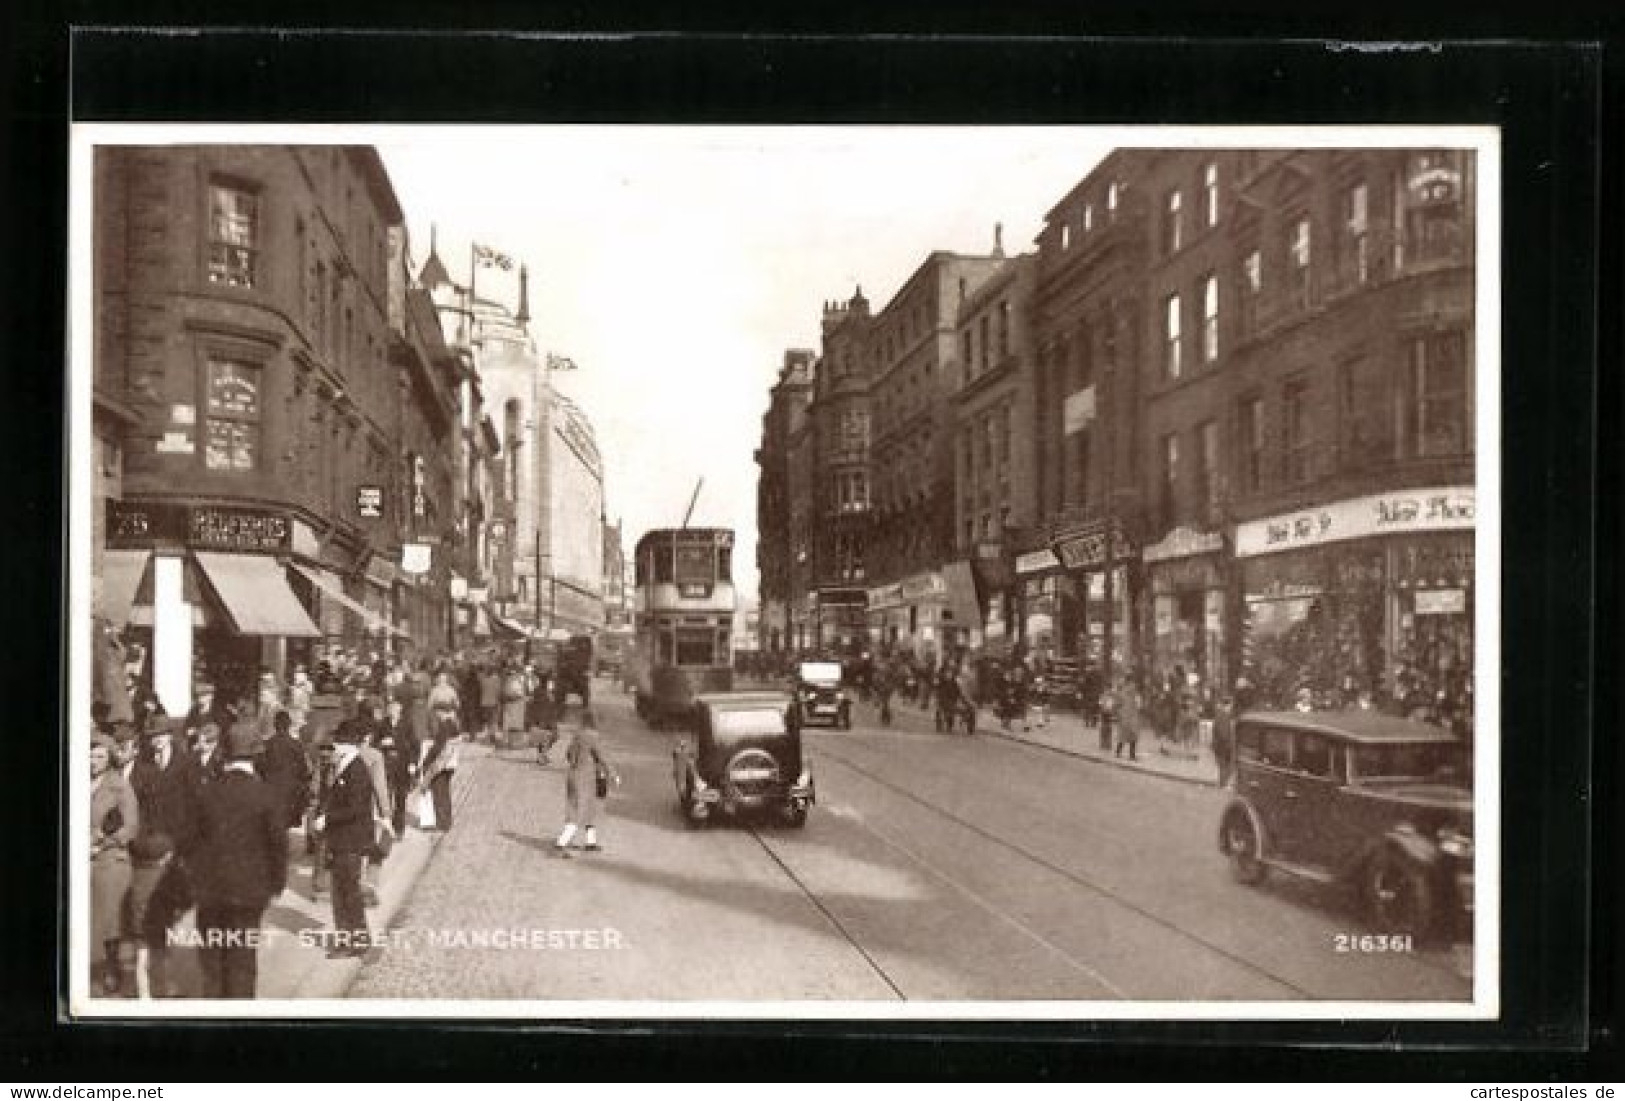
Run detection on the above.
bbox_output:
[376,127,1114,603]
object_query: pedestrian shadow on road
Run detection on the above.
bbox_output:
[497,828,557,855]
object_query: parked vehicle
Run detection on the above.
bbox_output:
[1217,710,1474,943]
[792,660,852,730]
[672,692,815,828]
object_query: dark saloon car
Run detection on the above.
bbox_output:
[672,692,815,828]
[792,660,852,730]
[1217,710,1474,943]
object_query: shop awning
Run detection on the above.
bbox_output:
[489,610,531,640]
[194,552,322,638]
[99,549,150,627]
[289,561,411,639]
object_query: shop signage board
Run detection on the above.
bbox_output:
[107,499,294,553]
[1143,525,1224,564]
[1053,525,1133,571]
[1016,548,1061,575]
[190,506,291,553]
[1415,588,1467,615]
[867,582,904,609]
[900,571,946,602]
[1235,486,1475,558]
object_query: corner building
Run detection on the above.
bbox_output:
[94,145,460,715]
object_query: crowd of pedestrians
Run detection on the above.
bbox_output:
[88,637,615,997]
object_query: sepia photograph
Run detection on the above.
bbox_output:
[66,124,1499,1019]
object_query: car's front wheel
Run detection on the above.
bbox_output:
[838,704,852,730]
[1365,850,1435,940]
[781,803,808,829]
[1222,808,1267,885]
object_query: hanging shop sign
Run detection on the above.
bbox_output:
[356,485,385,520]
[401,543,432,576]
[448,575,469,601]
[1063,385,1097,436]
[1235,486,1475,558]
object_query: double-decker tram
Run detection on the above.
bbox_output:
[632,527,736,728]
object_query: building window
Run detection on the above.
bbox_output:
[962,331,974,384]
[979,315,990,371]
[1202,162,1220,228]
[1401,331,1471,458]
[207,181,259,289]
[1342,181,1370,286]
[1288,216,1312,307]
[1237,394,1264,493]
[1060,223,1071,250]
[1160,432,1180,526]
[1107,181,1119,219]
[1239,248,1262,337]
[203,357,261,471]
[1337,358,1382,472]
[1164,293,1183,378]
[997,300,1011,361]
[1197,420,1220,516]
[1083,203,1094,232]
[1162,189,1184,255]
[1283,379,1311,484]
[1201,273,1220,363]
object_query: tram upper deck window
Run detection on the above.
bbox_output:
[675,543,712,586]
[653,545,674,584]
[675,627,716,666]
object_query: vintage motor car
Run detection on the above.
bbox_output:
[792,660,852,730]
[673,692,815,828]
[1217,710,1474,943]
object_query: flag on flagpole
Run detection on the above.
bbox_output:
[473,243,514,271]
[545,352,579,372]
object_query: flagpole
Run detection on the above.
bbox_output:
[468,241,477,331]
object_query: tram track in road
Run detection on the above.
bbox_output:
[741,825,908,1000]
[818,733,1473,995]
[809,740,1325,1000]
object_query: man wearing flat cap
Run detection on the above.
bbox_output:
[187,722,287,998]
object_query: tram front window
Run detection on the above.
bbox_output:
[675,627,717,667]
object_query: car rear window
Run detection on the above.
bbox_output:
[712,708,787,737]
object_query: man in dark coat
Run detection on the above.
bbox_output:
[188,724,288,998]
[130,716,199,856]
[258,709,312,830]
[312,720,376,958]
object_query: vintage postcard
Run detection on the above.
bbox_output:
[68,123,1499,1018]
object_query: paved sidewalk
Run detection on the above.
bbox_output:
[845,693,1221,788]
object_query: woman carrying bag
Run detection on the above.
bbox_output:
[553,705,619,858]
